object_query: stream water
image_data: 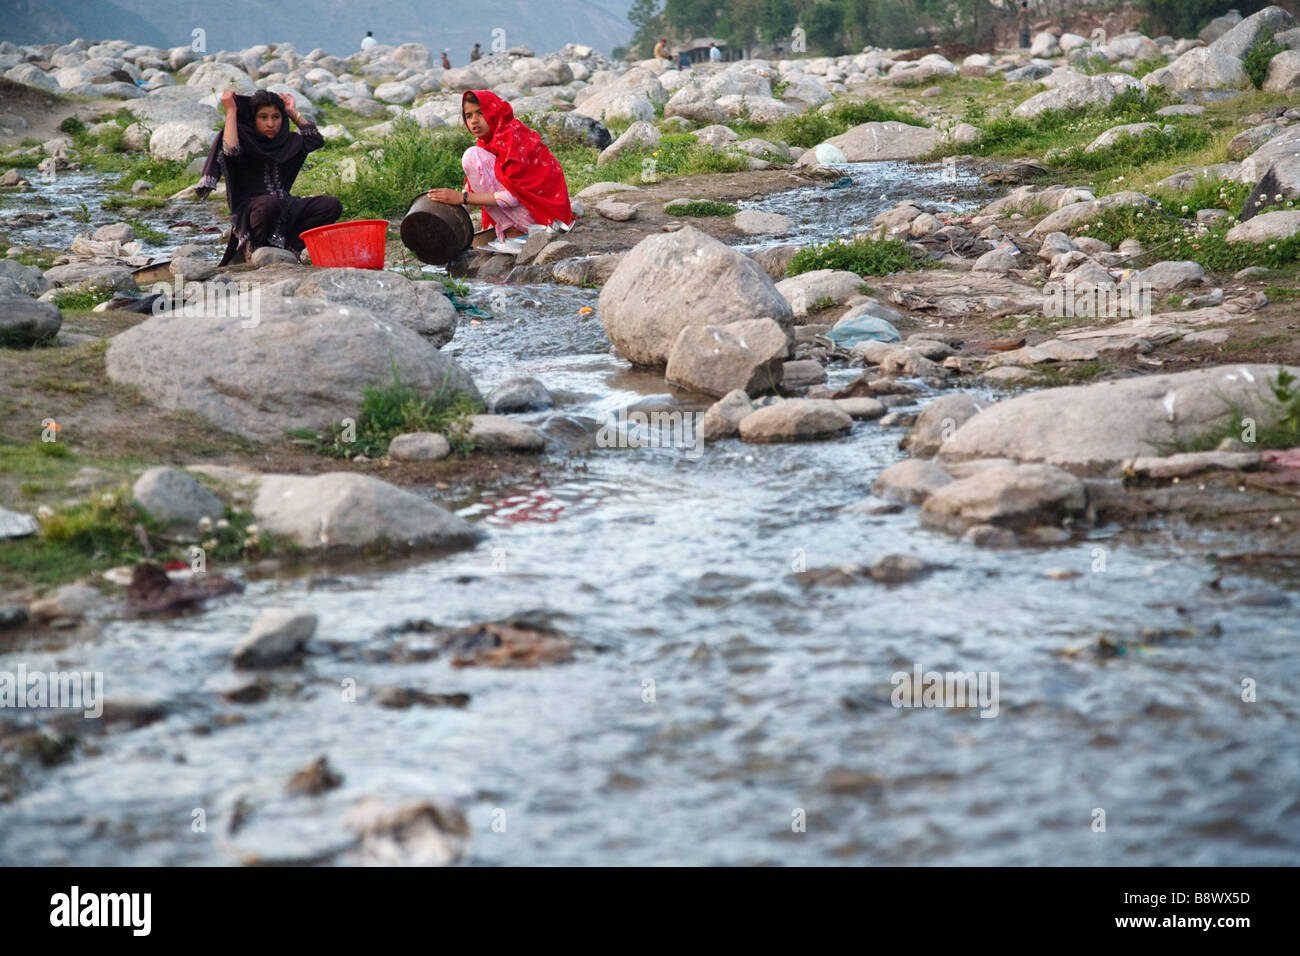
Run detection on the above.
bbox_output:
[2,162,1297,866]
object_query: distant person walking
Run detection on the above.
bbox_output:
[1018,2,1031,49]
[442,49,452,69]
[361,30,377,50]
[653,37,670,60]
[471,43,482,61]
[708,41,722,62]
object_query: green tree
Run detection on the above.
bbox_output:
[628,0,666,58]
[1136,0,1270,39]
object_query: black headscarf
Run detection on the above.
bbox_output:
[196,92,310,208]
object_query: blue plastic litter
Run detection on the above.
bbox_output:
[444,289,492,318]
[826,314,901,348]
[827,176,853,190]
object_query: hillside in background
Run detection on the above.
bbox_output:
[5,0,636,57]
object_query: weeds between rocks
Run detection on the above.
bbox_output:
[666,200,738,217]
[0,469,286,592]
[1155,368,1300,454]
[48,286,119,310]
[289,361,482,460]
[1244,28,1287,90]
[787,236,930,278]
[1075,200,1300,272]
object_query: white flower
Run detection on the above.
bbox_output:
[36,505,53,521]
[1180,205,1189,214]
[216,518,230,530]
[1276,194,1284,202]
[245,523,259,535]
[100,492,114,505]
[1269,243,1277,250]
[202,538,218,550]
[198,516,213,533]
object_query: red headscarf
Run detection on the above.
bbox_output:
[463,90,573,231]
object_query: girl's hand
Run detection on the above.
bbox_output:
[279,91,297,116]
[425,187,464,205]
[220,89,237,112]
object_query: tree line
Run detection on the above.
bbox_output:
[620,0,1278,60]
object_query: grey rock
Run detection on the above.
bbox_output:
[250,247,301,267]
[921,463,1087,532]
[903,394,988,457]
[598,226,794,366]
[738,399,853,443]
[485,376,554,413]
[388,432,451,461]
[468,415,546,452]
[132,466,224,528]
[665,318,788,398]
[106,296,478,442]
[0,505,39,539]
[872,458,953,504]
[253,472,480,550]
[700,389,754,442]
[232,608,317,668]
[0,296,61,346]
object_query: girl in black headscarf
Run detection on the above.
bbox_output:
[197,89,342,266]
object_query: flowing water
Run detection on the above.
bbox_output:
[2,162,1298,866]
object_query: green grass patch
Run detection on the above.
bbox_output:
[1263,285,1300,300]
[1054,124,1211,177]
[666,200,737,217]
[1074,198,1300,272]
[295,117,473,221]
[1029,360,1112,387]
[787,236,927,278]
[289,360,482,459]
[48,285,117,310]
[125,219,167,245]
[100,154,193,197]
[1244,29,1287,90]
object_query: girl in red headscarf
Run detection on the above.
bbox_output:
[425,90,574,254]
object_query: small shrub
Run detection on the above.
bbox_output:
[1243,29,1286,90]
[787,237,925,278]
[291,360,483,458]
[49,285,118,310]
[666,200,737,217]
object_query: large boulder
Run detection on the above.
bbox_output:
[597,120,659,166]
[253,472,480,551]
[1145,47,1251,92]
[0,260,52,295]
[1014,75,1124,117]
[1239,155,1300,220]
[1225,209,1300,241]
[663,85,726,124]
[149,121,212,161]
[938,366,1300,473]
[187,61,256,94]
[0,296,61,347]
[105,297,478,442]
[1263,49,1300,90]
[530,112,612,150]
[597,227,795,367]
[1209,5,1296,61]
[258,267,458,347]
[775,270,867,315]
[664,318,789,398]
[796,121,939,164]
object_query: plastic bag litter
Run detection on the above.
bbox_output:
[827,176,853,190]
[814,143,847,165]
[826,314,901,348]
